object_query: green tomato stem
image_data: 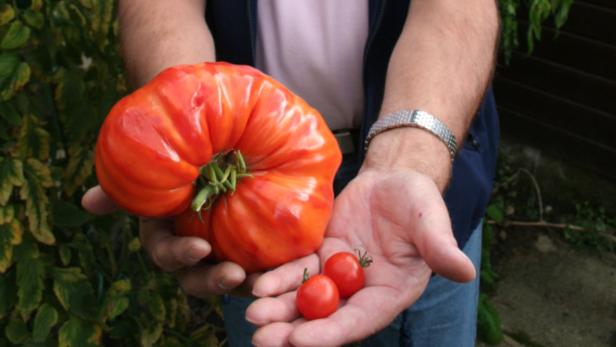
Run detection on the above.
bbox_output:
[190,149,250,214]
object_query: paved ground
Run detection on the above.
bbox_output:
[479,228,616,347]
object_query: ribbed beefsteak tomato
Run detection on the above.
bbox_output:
[95,62,342,272]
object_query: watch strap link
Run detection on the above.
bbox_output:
[364,110,458,161]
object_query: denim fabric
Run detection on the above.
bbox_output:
[221,222,483,347]
[361,221,483,347]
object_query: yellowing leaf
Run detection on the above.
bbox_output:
[52,267,97,319]
[59,316,102,347]
[30,0,43,11]
[99,279,131,322]
[14,115,49,161]
[0,220,23,273]
[16,255,45,320]
[0,21,31,50]
[32,303,59,342]
[0,204,15,224]
[0,157,24,205]
[139,320,163,347]
[0,4,15,26]
[20,158,54,245]
[1,62,31,101]
[63,145,93,197]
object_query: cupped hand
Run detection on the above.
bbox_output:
[245,168,476,347]
[81,185,253,296]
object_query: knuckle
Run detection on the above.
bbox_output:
[150,245,173,272]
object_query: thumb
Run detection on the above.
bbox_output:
[411,187,476,283]
[81,185,118,215]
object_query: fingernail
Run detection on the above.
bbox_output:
[218,281,231,290]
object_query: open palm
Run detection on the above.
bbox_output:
[246,168,475,347]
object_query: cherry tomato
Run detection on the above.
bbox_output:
[323,251,372,298]
[296,272,340,320]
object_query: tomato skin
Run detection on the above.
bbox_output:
[296,275,340,320]
[95,62,342,272]
[323,252,366,298]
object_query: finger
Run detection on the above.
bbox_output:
[177,261,246,297]
[289,284,426,347]
[252,320,305,347]
[410,183,476,282]
[140,218,211,272]
[81,185,117,214]
[251,254,319,297]
[246,291,298,326]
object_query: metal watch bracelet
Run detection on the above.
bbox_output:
[364,109,458,161]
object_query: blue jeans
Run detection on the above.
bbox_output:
[221,222,483,347]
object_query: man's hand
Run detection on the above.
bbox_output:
[245,168,475,347]
[81,186,250,296]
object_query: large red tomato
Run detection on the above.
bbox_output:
[95,62,342,273]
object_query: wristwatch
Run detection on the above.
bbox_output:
[364,109,458,161]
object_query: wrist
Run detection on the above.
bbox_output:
[362,127,452,192]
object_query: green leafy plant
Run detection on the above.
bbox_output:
[0,1,223,346]
[498,0,575,63]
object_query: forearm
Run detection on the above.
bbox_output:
[118,0,215,87]
[364,0,499,190]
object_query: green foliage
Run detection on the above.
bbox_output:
[0,1,223,346]
[477,294,504,345]
[498,0,574,63]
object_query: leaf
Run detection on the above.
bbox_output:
[53,69,89,141]
[59,244,72,266]
[32,303,58,342]
[0,204,15,224]
[5,311,29,344]
[72,233,97,278]
[1,62,31,101]
[139,320,164,347]
[486,203,504,224]
[0,53,19,86]
[51,200,93,228]
[106,297,129,321]
[128,237,141,252]
[0,270,16,318]
[52,267,97,319]
[16,255,45,320]
[0,219,23,273]
[0,101,21,125]
[0,20,31,50]
[554,0,573,29]
[63,145,93,197]
[20,158,54,245]
[30,0,43,11]
[0,4,15,26]
[14,115,50,161]
[0,157,24,205]
[138,290,166,346]
[477,294,503,345]
[58,316,102,347]
[99,279,131,321]
[22,10,45,30]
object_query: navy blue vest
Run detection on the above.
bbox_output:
[205,0,499,248]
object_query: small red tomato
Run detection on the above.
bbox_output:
[296,271,340,320]
[323,250,372,298]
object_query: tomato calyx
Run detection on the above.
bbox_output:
[191,150,250,214]
[356,249,373,268]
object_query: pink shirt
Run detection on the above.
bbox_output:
[255,1,369,130]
